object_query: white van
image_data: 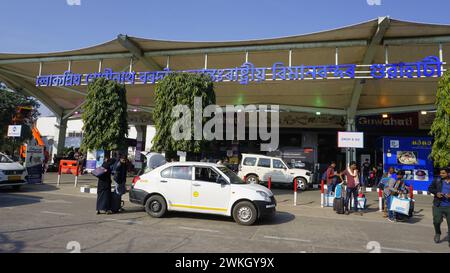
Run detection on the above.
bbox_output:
[237,153,311,190]
[129,162,276,225]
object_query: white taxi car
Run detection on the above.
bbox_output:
[0,153,27,190]
[129,162,276,225]
[238,153,312,190]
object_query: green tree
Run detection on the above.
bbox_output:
[430,70,450,167]
[0,86,39,153]
[152,73,215,155]
[80,78,128,153]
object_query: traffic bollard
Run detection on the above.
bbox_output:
[378,187,383,212]
[268,176,272,190]
[409,184,414,199]
[294,177,298,206]
[320,179,324,208]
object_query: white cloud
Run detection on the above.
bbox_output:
[367,0,382,5]
[66,0,81,6]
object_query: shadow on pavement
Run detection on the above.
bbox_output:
[258,211,295,225]
[0,183,59,194]
[0,193,43,208]
[164,211,236,223]
[0,233,25,253]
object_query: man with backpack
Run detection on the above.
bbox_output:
[428,168,450,247]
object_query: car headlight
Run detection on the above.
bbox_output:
[257,190,271,202]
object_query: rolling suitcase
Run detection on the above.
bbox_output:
[111,192,124,213]
[334,197,345,214]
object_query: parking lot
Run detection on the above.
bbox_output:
[0,172,448,253]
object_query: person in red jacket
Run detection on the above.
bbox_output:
[325,162,337,194]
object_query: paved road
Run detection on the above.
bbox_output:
[0,173,448,253]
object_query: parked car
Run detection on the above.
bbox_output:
[0,153,27,190]
[129,162,276,225]
[237,153,311,191]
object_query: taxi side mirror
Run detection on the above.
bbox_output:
[217,176,228,185]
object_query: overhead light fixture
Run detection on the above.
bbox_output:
[74,111,79,115]
[382,114,388,118]
[133,108,138,112]
[316,112,321,116]
[421,111,427,115]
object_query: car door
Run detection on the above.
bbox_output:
[256,158,271,182]
[159,165,193,210]
[271,159,289,183]
[191,166,231,214]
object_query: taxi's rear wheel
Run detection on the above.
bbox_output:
[145,195,166,218]
[232,201,257,226]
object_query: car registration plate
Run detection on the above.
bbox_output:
[8,175,21,181]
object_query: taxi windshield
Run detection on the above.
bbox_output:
[0,154,13,163]
[218,167,245,184]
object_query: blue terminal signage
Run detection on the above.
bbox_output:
[36,55,443,87]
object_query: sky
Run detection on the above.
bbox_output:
[1,0,450,115]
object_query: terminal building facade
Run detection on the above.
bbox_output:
[1,17,448,189]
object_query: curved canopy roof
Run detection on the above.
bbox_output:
[0,17,448,121]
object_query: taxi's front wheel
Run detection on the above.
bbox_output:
[232,201,257,226]
[145,195,167,218]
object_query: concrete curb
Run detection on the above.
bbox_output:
[80,186,97,194]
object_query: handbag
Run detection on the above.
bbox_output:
[92,166,107,177]
[389,196,410,215]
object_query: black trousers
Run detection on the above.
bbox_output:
[432,205,450,237]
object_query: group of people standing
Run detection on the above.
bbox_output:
[324,161,364,216]
[96,153,128,215]
[325,161,450,247]
[325,161,410,218]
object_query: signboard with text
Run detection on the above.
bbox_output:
[338,132,364,148]
[7,125,22,137]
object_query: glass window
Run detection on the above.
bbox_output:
[218,166,244,184]
[257,158,271,168]
[171,166,192,180]
[243,157,257,166]
[195,167,220,183]
[0,154,13,163]
[272,159,285,169]
[160,167,172,178]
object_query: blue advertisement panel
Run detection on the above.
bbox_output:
[95,150,105,168]
[383,137,433,191]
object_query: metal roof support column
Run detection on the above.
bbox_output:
[345,116,357,164]
[347,16,390,120]
[117,34,162,70]
[0,72,64,118]
[345,17,390,164]
[335,47,339,65]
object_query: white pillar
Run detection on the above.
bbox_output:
[54,117,68,157]
[134,125,147,169]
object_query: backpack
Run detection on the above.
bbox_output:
[335,183,343,199]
